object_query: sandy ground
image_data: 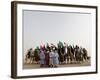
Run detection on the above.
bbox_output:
[23,60,91,69]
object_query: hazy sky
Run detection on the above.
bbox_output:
[23,10,91,54]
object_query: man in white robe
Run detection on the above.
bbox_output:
[49,50,54,67]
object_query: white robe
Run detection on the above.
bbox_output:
[49,51,54,65]
[53,52,59,65]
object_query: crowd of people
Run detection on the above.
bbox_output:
[25,41,89,68]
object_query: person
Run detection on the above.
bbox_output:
[53,50,59,67]
[27,48,33,64]
[33,48,40,64]
[63,43,68,64]
[49,50,54,67]
[39,50,45,67]
[25,49,32,64]
[45,50,50,67]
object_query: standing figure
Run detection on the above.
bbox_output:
[83,48,88,61]
[39,50,45,67]
[34,48,40,64]
[49,50,54,67]
[53,50,59,67]
[45,50,50,67]
[25,48,34,64]
[64,46,67,64]
[57,41,64,64]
